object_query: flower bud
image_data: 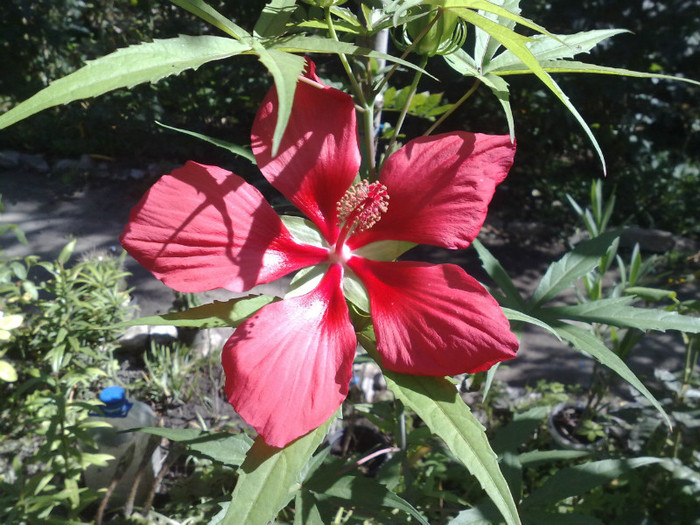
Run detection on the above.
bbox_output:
[403,6,466,57]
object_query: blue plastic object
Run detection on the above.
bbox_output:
[98,386,133,417]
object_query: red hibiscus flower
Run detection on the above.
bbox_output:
[121,62,519,448]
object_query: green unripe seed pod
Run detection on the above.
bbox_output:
[405,6,466,57]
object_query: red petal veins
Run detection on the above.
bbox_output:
[348,132,515,250]
[252,63,361,245]
[348,258,518,376]
[120,161,328,293]
[222,264,357,447]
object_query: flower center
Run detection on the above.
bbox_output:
[337,180,389,232]
[335,180,389,252]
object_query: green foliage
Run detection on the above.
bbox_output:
[498,0,700,235]
[0,0,270,161]
[221,414,336,525]
[1,1,698,523]
[383,85,451,120]
[0,243,134,523]
[378,360,520,525]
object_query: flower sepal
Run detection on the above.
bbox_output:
[280,215,328,248]
[351,240,417,262]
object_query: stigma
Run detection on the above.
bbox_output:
[337,180,390,234]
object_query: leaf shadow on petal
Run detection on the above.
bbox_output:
[352,132,504,250]
[124,161,315,293]
[252,80,360,244]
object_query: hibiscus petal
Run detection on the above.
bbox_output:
[120,161,328,293]
[252,61,360,244]
[348,132,515,250]
[223,264,357,447]
[348,258,518,375]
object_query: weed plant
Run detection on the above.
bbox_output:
[0,239,134,523]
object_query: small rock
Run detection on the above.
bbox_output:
[53,158,81,173]
[129,168,146,180]
[191,327,233,356]
[508,220,551,241]
[78,154,94,170]
[0,150,21,168]
[149,325,179,346]
[21,153,49,173]
[673,236,700,253]
[621,227,675,253]
[118,325,150,351]
[118,324,179,351]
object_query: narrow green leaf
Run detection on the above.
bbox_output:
[365,338,520,525]
[295,18,363,35]
[115,295,275,329]
[501,308,562,341]
[443,51,516,139]
[493,60,700,87]
[440,0,558,43]
[306,473,429,524]
[624,286,677,302]
[542,297,700,333]
[155,121,256,164]
[170,0,249,40]
[473,0,522,68]
[449,504,501,525]
[517,449,590,467]
[0,36,250,130]
[254,0,298,38]
[454,9,608,172]
[552,322,671,428]
[445,47,481,76]
[472,239,527,310]
[483,362,500,400]
[140,427,253,466]
[253,44,306,157]
[491,407,549,455]
[294,491,326,525]
[294,5,365,37]
[329,5,364,29]
[530,230,621,308]
[522,457,663,508]
[273,35,433,77]
[57,240,77,265]
[481,73,515,140]
[487,29,629,71]
[223,413,335,525]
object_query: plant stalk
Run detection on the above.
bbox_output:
[423,78,481,136]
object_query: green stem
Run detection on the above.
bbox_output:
[386,55,429,154]
[423,78,481,136]
[396,399,412,488]
[363,101,378,180]
[679,333,698,402]
[325,8,376,178]
[325,8,366,107]
[372,8,443,97]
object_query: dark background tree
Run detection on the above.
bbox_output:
[1,0,698,235]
